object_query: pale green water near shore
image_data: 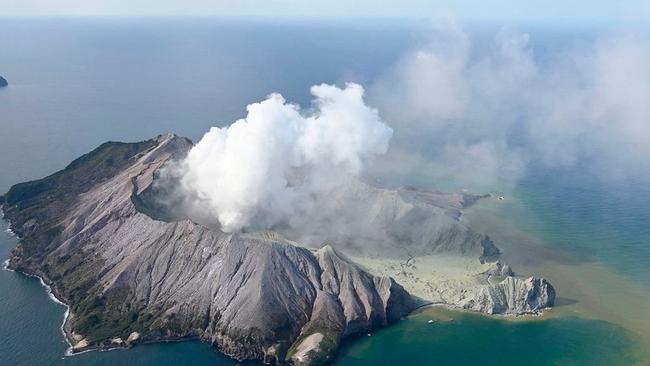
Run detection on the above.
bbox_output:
[336,307,645,366]
[462,172,650,350]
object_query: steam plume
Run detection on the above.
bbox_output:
[180,83,392,232]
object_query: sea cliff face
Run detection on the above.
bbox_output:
[0,134,555,365]
[461,276,556,315]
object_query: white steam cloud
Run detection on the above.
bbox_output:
[170,21,650,233]
[371,20,650,189]
[180,83,392,232]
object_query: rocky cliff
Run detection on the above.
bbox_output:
[0,76,7,87]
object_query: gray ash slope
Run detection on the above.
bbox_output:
[1,134,554,365]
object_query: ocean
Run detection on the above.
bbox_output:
[1,18,649,365]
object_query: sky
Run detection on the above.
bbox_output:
[2,0,649,24]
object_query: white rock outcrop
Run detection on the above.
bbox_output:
[461,277,555,315]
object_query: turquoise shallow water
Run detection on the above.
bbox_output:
[1,18,649,366]
[336,308,645,366]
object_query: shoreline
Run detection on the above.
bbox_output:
[4,254,551,361]
[2,261,136,357]
[1,220,214,358]
[2,262,75,355]
[414,302,553,322]
[1,215,79,356]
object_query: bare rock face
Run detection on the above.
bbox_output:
[1,134,418,365]
[461,277,556,315]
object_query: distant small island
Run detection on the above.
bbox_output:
[0,76,7,87]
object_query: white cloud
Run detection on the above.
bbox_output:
[370,21,650,189]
